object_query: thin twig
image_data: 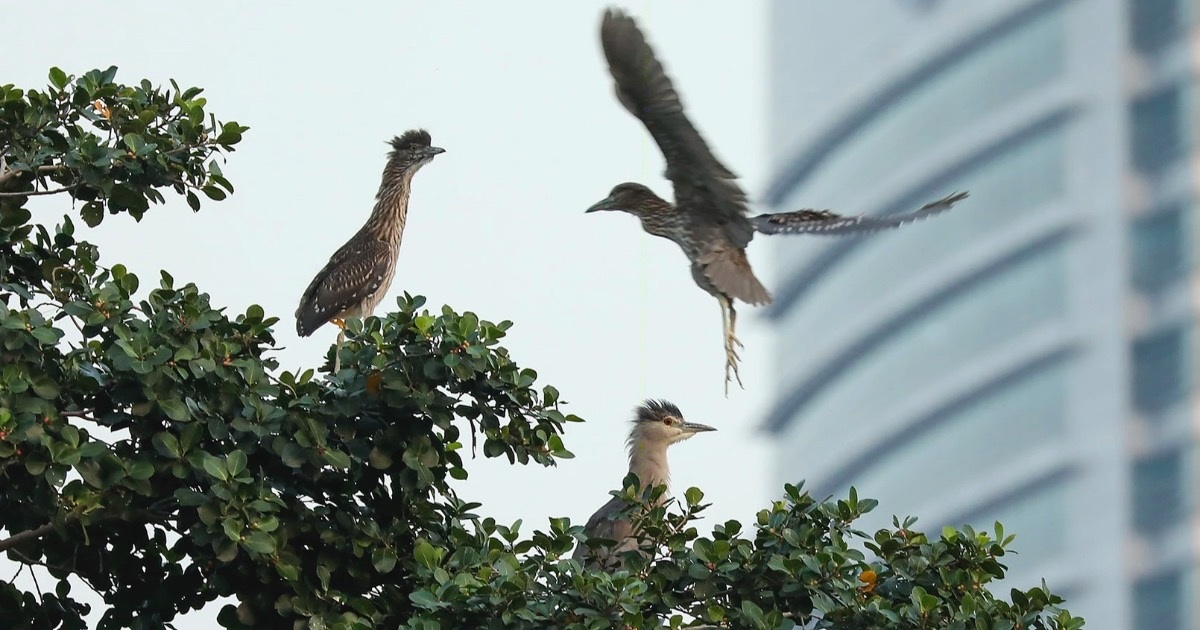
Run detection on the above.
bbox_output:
[7,559,24,585]
[60,409,96,419]
[28,553,49,627]
[0,183,78,198]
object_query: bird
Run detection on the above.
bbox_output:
[588,8,968,395]
[295,129,444,371]
[572,399,716,571]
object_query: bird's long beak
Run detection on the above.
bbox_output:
[682,421,717,434]
[586,196,615,213]
[425,146,446,157]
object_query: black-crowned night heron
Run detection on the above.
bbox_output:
[572,399,716,571]
[587,8,968,395]
[295,129,444,370]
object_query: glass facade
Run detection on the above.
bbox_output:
[769,1,1200,627]
[774,127,1067,384]
[778,243,1069,452]
[775,3,1068,274]
[955,479,1069,565]
[848,360,1069,508]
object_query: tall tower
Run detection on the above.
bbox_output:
[762,1,1196,628]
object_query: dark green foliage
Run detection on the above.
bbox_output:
[0,69,1083,629]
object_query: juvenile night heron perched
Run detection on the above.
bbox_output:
[295,130,444,370]
[588,9,969,394]
[572,399,716,571]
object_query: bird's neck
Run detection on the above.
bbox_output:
[637,200,683,242]
[627,442,671,491]
[361,165,414,246]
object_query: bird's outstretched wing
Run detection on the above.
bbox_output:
[752,191,969,236]
[599,8,754,248]
[295,238,393,337]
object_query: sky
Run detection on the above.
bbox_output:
[2,2,775,625]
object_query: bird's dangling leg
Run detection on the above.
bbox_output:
[717,295,744,396]
[333,318,347,373]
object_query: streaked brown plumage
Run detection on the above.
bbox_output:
[572,400,716,571]
[295,129,444,369]
[587,8,968,394]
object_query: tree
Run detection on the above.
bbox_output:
[0,68,1084,629]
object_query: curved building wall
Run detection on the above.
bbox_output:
[764,1,1199,629]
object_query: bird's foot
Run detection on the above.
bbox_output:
[333,318,347,331]
[723,334,744,396]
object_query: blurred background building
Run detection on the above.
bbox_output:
[761,1,1197,629]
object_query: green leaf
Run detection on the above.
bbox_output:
[152,432,182,459]
[128,461,155,480]
[30,375,60,399]
[368,447,393,469]
[49,67,69,90]
[372,547,397,573]
[31,326,62,345]
[226,449,247,477]
[203,455,229,481]
[158,398,189,422]
[408,589,442,610]
[201,185,226,201]
[413,540,442,570]
[280,442,305,468]
[413,314,436,334]
[323,449,351,469]
[123,133,146,154]
[242,531,275,554]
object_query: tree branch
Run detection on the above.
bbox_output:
[0,521,60,552]
[0,164,66,188]
[0,183,78,198]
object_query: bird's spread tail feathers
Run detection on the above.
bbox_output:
[752,191,969,236]
[699,249,772,306]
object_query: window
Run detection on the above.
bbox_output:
[1130,0,1182,54]
[1130,85,1186,177]
[1130,325,1189,419]
[1133,567,1187,630]
[1131,448,1187,535]
[1129,204,1190,295]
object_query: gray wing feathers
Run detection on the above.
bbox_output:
[600,9,754,248]
[753,191,968,237]
[295,239,393,336]
[572,496,637,570]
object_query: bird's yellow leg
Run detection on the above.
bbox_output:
[718,295,744,396]
[332,319,347,373]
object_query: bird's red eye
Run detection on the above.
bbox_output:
[662,417,673,425]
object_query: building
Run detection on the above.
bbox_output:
[761,1,1196,628]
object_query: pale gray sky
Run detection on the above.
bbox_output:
[3,2,775,625]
